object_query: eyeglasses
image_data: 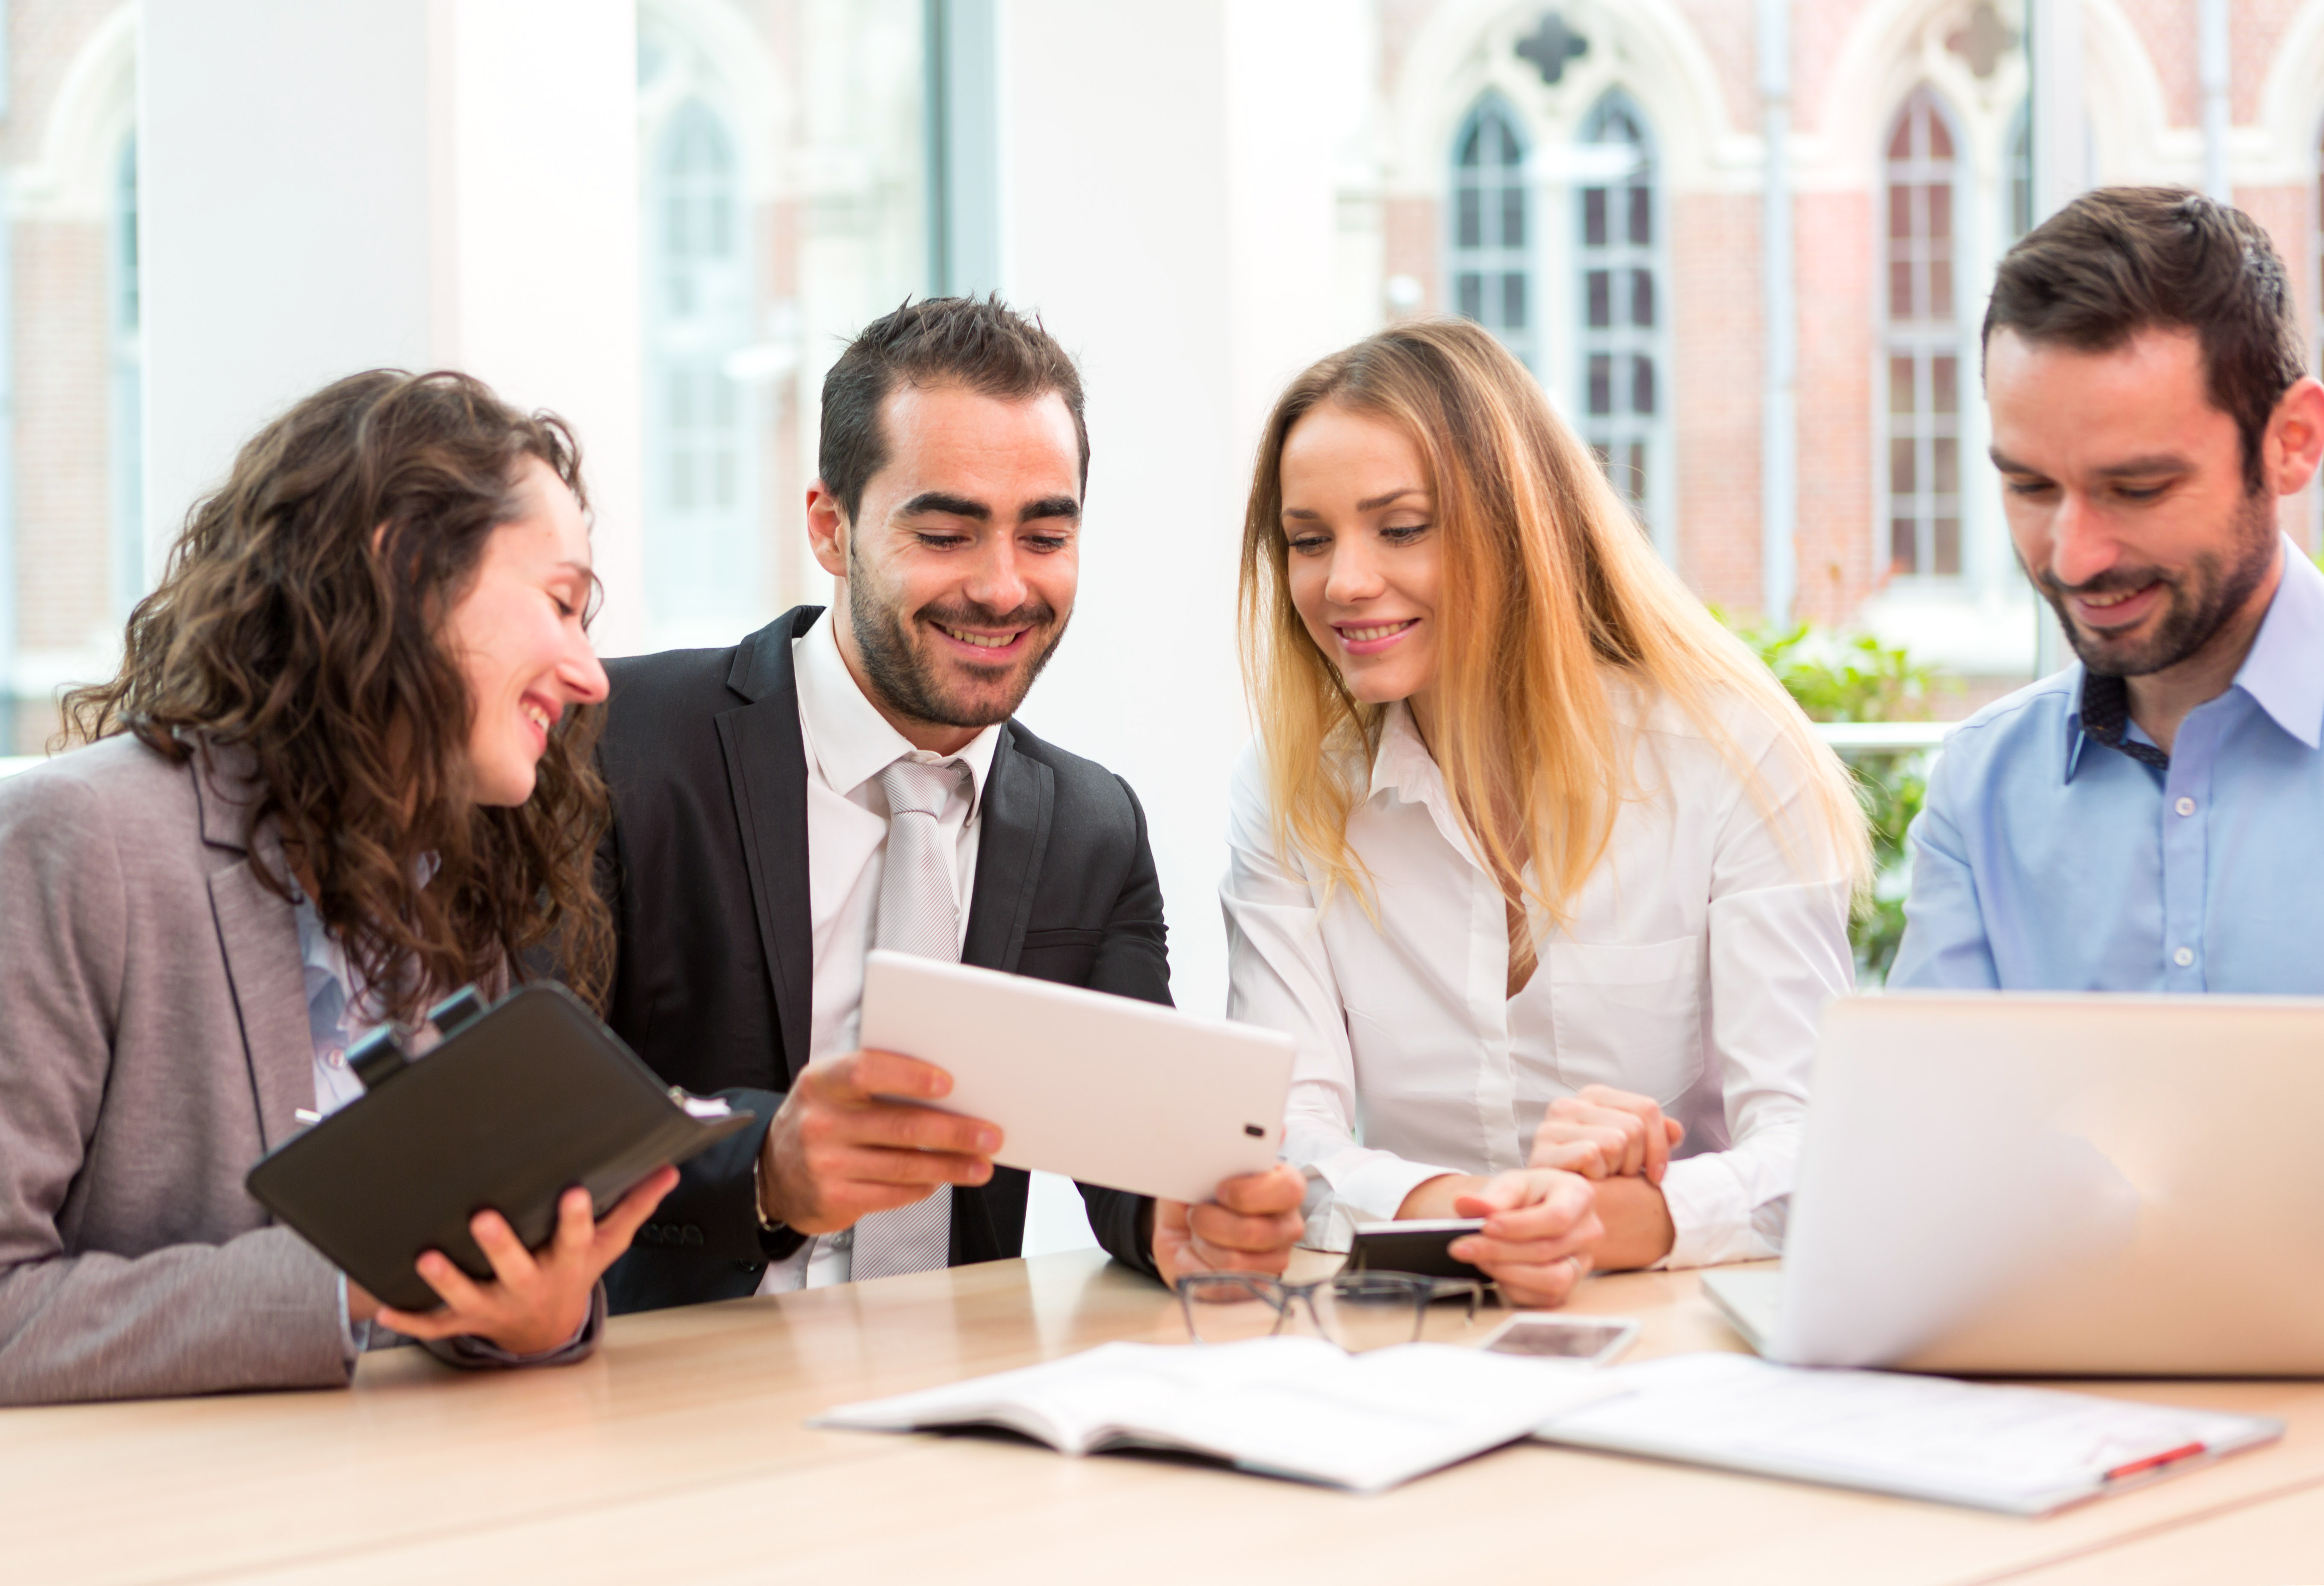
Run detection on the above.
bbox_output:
[1175,1270,1487,1351]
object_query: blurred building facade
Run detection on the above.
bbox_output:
[9,1,2324,750]
[1366,0,2324,693]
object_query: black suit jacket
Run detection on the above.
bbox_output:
[596,606,1167,1312]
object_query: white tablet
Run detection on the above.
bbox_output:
[857,950,1295,1205]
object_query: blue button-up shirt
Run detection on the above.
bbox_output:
[1891,538,2324,993]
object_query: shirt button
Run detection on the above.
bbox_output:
[2173,947,2195,967]
[2174,796,2196,817]
[325,1047,346,1069]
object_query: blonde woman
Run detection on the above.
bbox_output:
[1224,321,1867,1308]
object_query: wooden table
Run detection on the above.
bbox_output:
[8,1252,2323,1585]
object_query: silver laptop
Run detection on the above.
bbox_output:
[1702,993,2324,1377]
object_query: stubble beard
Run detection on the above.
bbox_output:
[2036,488,2280,678]
[846,549,1070,731]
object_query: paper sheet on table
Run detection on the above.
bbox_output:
[1534,1353,2281,1515]
[813,1336,1619,1494]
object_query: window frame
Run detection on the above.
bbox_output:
[640,94,763,639]
[1879,85,1970,584]
[1573,88,1673,557]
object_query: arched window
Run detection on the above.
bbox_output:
[109,135,142,618]
[643,99,758,637]
[1449,97,1532,368]
[1575,91,1666,542]
[1882,88,1963,580]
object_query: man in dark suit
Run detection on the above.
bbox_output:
[597,296,1304,1312]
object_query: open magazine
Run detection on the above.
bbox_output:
[814,1336,1617,1494]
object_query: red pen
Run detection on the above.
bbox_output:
[2104,1442,2208,1481]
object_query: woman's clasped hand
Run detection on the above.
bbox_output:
[350,1172,679,1356]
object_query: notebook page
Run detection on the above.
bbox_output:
[816,1338,1617,1492]
[1537,1353,2281,1515]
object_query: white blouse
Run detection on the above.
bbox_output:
[1221,685,1855,1268]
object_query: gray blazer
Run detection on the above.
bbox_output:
[3,736,368,1403]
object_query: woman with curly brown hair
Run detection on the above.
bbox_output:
[0,369,675,1404]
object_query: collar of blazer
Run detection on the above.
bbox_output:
[182,734,313,1154]
[715,605,1057,1081]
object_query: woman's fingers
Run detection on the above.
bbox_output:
[1486,1252,1592,1309]
[592,1168,679,1262]
[470,1209,542,1292]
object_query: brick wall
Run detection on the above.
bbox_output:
[1669,190,1763,611]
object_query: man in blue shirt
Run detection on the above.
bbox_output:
[1891,189,2324,992]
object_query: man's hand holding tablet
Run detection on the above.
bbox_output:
[755,1050,1001,1234]
[755,1045,1307,1279]
[1150,1165,1307,1282]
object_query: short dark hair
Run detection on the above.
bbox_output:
[817,294,1089,522]
[1985,186,2307,492]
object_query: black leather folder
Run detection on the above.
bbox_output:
[245,981,755,1312]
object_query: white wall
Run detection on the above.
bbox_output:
[1000,0,1370,1022]
[139,0,645,650]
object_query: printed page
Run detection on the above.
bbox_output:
[1537,1353,2281,1515]
[816,1338,1616,1492]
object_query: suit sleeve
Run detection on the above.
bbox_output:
[0,772,351,1406]
[1074,775,1170,1280]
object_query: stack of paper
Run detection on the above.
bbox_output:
[1534,1353,2282,1515]
[814,1337,1618,1493]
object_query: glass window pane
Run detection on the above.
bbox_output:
[1587,270,1611,328]
[1890,260,1914,320]
[1589,354,1613,416]
[1501,186,1526,248]
[1627,441,1647,506]
[1631,268,1655,327]
[1932,356,1958,413]
[1933,436,1959,494]
[1926,107,1954,160]
[1933,517,1961,575]
[1627,184,1650,246]
[1457,189,1481,248]
[1890,436,1917,495]
[1631,354,1656,416]
[1889,183,1911,240]
[1584,189,1607,247]
[1930,258,1953,318]
[1888,115,1913,160]
[1457,272,1483,321]
[1502,272,1527,329]
[1891,517,1918,574]
[1890,355,1917,416]
[1927,181,1951,242]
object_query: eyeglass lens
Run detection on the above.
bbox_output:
[1179,1273,1482,1350]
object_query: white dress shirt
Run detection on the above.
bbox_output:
[760,608,1000,1292]
[1221,682,1855,1268]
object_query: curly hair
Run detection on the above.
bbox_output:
[59,369,613,1018]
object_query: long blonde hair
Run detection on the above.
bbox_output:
[1238,318,1868,920]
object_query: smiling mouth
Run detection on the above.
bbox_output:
[935,622,1023,650]
[519,697,557,737]
[1338,619,1419,643]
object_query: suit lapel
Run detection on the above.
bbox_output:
[191,745,313,1153]
[716,611,817,1081]
[963,725,1053,973]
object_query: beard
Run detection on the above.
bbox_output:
[846,551,1069,731]
[2033,489,2280,678]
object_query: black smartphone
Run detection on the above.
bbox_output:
[1345,1218,1488,1280]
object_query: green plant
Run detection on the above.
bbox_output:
[1718,613,1950,984]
